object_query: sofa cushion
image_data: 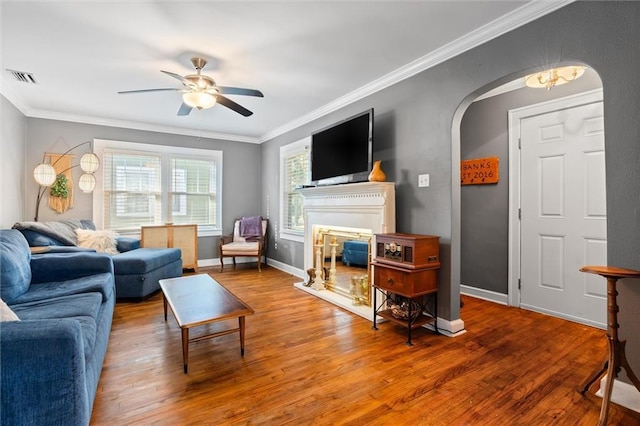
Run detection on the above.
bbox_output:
[112,248,181,274]
[11,292,102,359]
[10,272,114,305]
[221,241,260,254]
[0,229,32,303]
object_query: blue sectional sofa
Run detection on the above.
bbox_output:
[0,229,115,425]
[12,220,183,301]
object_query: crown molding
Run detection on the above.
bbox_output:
[2,0,574,145]
[0,76,259,143]
[259,0,575,143]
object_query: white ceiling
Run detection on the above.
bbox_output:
[1,1,572,143]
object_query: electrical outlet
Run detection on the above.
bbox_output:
[418,174,430,187]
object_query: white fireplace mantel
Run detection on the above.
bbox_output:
[295,181,396,321]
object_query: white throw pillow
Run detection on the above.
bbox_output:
[76,229,119,255]
[0,298,20,322]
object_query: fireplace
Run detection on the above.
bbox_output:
[294,182,396,321]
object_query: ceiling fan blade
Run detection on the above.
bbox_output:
[177,103,193,116]
[118,88,180,94]
[218,86,264,97]
[161,70,197,89]
[216,95,253,117]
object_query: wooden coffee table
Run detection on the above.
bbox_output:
[159,274,254,373]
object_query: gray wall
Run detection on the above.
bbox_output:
[261,1,640,377]
[23,118,261,260]
[460,71,602,295]
[0,95,26,228]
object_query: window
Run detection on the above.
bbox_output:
[93,139,222,236]
[169,157,217,225]
[280,137,310,242]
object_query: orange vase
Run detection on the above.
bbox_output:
[368,160,386,182]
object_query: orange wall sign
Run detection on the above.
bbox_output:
[461,157,499,185]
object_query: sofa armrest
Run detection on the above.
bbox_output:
[116,237,140,252]
[30,252,114,284]
[0,319,91,426]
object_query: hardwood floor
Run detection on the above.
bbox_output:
[91,265,640,425]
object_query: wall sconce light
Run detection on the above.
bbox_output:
[33,141,100,221]
[524,65,586,90]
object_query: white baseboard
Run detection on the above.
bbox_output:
[595,375,640,414]
[203,257,467,336]
[197,258,219,268]
[426,318,466,337]
[460,285,508,305]
[197,256,269,269]
[265,257,306,279]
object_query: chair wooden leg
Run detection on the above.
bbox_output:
[257,256,261,272]
[219,257,224,272]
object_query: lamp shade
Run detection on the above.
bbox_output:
[80,153,100,173]
[33,163,57,186]
[78,173,96,193]
[182,91,217,109]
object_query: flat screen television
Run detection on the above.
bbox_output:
[310,108,374,186]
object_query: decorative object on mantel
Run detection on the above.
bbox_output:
[368,160,386,182]
[32,140,100,221]
[524,65,586,91]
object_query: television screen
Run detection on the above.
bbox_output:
[311,109,373,185]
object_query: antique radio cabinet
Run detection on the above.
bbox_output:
[374,233,440,270]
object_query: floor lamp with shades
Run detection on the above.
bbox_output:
[33,141,100,221]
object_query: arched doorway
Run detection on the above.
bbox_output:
[453,65,607,328]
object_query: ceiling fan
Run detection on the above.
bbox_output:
[118,57,263,117]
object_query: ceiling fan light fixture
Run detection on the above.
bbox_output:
[182,91,217,110]
[524,65,586,90]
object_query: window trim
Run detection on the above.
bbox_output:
[93,138,223,237]
[279,137,310,243]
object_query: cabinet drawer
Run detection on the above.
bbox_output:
[373,264,438,296]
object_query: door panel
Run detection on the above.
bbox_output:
[520,101,606,328]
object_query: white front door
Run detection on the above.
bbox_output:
[518,96,607,328]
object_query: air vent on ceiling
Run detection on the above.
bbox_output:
[6,69,38,84]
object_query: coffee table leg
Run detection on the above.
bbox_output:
[163,293,168,321]
[239,316,246,356]
[182,328,189,374]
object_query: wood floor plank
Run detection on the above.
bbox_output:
[91,265,640,425]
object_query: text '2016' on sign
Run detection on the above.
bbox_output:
[461,157,499,185]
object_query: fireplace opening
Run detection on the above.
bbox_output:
[312,226,372,306]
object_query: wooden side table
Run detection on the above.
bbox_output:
[578,265,640,426]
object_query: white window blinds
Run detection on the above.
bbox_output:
[284,151,309,232]
[94,139,223,236]
[103,150,162,232]
[169,158,216,225]
[279,137,310,241]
